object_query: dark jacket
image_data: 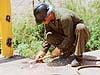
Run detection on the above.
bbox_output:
[42,8,83,53]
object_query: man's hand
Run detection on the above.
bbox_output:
[50,47,61,58]
[35,51,46,63]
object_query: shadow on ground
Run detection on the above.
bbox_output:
[0,55,25,64]
[47,55,97,67]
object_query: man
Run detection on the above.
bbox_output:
[33,3,89,67]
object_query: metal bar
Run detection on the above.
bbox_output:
[0,0,13,57]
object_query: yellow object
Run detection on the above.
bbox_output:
[0,0,13,57]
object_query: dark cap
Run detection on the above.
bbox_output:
[34,3,49,25]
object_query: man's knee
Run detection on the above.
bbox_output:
[76,23,86,30]
[46,32,52,38]
[45,32,53,41]
[45,32,64,45]
[75,23,89,37]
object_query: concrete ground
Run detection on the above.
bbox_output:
[0,50,100,75]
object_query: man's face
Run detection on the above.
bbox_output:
[34,7,48,25]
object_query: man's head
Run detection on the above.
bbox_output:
[34,3,54,25]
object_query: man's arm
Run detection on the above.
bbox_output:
[42,40,51,53]
[41,25,52,53]
[35,26,51,61]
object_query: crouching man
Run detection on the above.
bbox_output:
[33,3,89,67]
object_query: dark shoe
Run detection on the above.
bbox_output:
[71,55,82,67]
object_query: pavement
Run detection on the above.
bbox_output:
[0,50,100,75]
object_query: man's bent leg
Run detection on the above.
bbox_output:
[75,23,89,56]
[45,31,65,57]
[71,23,89,67]
[45,31,64,46]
